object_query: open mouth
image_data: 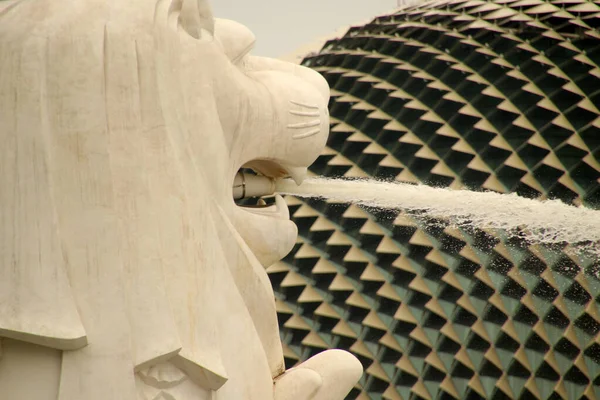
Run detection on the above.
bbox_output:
[228,160,305,267]
[233,159,307,219]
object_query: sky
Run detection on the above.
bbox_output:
[211,0,399,58]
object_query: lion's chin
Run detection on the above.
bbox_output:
[231,194,298,268]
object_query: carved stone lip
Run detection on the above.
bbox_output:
[240,194,290,220]
[242,159,308,186]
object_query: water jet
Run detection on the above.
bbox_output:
[275,177,600,256]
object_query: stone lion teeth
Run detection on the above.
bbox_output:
[282,165,308,186]
[275,194,290,220]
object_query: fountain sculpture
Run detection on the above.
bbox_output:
[0,0,362,398]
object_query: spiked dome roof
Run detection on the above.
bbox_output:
[269,1,600,399]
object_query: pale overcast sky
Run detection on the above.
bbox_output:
[211,0,398,58]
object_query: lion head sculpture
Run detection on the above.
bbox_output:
[0,0,362,399]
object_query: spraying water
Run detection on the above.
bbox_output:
[276,177,600,256]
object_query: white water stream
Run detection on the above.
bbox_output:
[276,177,600,257]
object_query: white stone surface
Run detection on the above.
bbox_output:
[0,0,362,398]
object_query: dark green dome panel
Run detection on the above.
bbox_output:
[269,1,600,399]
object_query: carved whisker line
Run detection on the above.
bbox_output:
[289,110,320,117]
[289,100,319,109]
[287,120,321,129]
[292,128,321,140]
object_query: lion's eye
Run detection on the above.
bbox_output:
[214,18,256,65]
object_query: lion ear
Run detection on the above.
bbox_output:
[179,0,214,39]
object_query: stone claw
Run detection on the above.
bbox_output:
[273,349,363,400]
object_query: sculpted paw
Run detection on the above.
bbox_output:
[274,368,322,400]
[273,350,363,400]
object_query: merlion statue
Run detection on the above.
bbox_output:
[0,0,362,398]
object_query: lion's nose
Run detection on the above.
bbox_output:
[292,65,330,103]
[243,56,330,103]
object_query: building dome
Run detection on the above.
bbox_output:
[270,1,600,399]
